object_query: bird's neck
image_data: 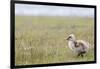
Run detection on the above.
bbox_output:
[69,40,76,43]
[68,40,76,50]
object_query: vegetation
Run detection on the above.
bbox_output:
[15,16,94,65]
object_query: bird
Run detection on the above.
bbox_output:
[66,34,89,57]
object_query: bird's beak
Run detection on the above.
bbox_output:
[66,37,69,40]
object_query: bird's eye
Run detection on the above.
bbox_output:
[69,36,71,38]
[67,36,72,40]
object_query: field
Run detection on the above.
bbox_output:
[15,16,95,65]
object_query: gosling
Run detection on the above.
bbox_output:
[66,34,89,57]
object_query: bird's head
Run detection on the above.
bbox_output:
[66,34,76,41]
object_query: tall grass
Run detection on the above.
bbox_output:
[15,16,94,65]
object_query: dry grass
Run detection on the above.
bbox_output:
[15,16,95,65]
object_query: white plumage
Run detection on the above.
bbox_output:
[66,34,89,57]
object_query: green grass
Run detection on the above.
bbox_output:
[15,16,95,65]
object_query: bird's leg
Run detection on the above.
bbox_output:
[77,52,81,57]
[81,51,86,58]
[77,52,84,58]
[80,53,84,58]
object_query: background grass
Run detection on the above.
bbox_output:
[15,16,95,65]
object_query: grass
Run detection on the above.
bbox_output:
[15,16,95,65]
